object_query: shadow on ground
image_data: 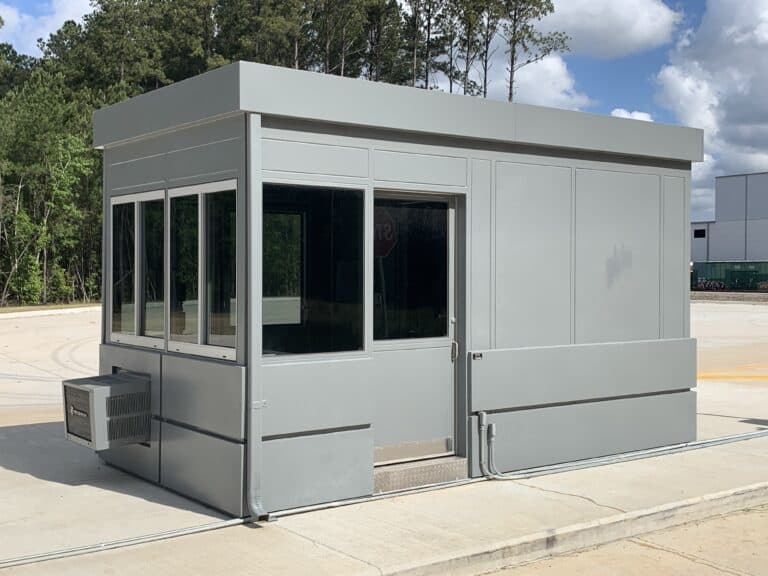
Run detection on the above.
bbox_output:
[0,420,216,516]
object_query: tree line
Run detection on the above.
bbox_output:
[0,0,567,306]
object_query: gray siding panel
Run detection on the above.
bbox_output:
[373,150,467,188]
[708,220,746,261]
[663,177,686,338]
[747,173,768,220]
[470,391,696,476]
[261,427,373,512]
[691,225,709,262]
[162,355,246,441]
[161,422,244,516]
[470,338,696,412]
[261,357,374,436]
[715,175,747,222]
[262,139,369,178]
[746,219,768,261]
[470,159,492,350]
[575,170,661,343]
[495,161,572,348]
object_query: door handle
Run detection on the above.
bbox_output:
[451,340,459,363]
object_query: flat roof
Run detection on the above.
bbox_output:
[93,61,703,163]
[716,171,768,179]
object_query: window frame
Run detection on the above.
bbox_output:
[167,179,239,362]
[108,189,166,350]
[371,190,456,352]
[260,179,370,363]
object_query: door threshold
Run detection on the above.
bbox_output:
[374,455,467,493]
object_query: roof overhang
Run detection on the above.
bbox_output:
[94,61,704,163]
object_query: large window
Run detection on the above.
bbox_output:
[206,190,237,348]
[109,181,237,360]
[263,184,363,355]
[168,180,238,359]
[169,195,199,344]
[374,197,448,340]
[112,203,135,334]
[141,199,164,338]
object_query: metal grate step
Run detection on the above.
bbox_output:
[374,456,468,494]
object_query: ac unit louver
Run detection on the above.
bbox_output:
[62,372,151,451]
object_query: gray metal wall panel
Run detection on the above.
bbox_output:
[747,173,768,220]
[162,355,245,441]
[746,219,768,261]
[469,391,696,476]
[715,176,747,222]
[663,177,686,338]
[373,150,467,188]
[470,338,695,412]
[470,159,492,350]
[261,358,374,436]
[261,428,373,512]
[371,347,453,449]
[99,344,161,416]
[93,64,240,147]
[691,224,709,262]
[100,418,160,483]
[262,139,369,178]
[161,422,244,516]
[105,115,245,196]
[708,220,746,261]
[574,170,660,343]
[495,162,572,348]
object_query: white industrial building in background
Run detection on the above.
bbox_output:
[692,172,768,262]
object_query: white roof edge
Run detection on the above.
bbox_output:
[93,61,703,163]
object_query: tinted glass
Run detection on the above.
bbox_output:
[263,184,363,355]
[206,190,237,348]
[374,198,448,340]
[112,203,135,334]
[170,195,198,343]
[694,228,706,238]
[141,199,164,338]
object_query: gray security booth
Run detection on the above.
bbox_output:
[73,62,703,518]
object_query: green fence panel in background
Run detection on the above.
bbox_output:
[691,261,768,292]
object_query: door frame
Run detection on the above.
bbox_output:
[372,190,459,465]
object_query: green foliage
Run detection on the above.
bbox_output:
[0,0,568,306]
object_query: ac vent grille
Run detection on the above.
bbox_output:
[108,413,152,442]
[107,391,150,417]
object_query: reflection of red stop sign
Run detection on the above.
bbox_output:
[374,206,398,258]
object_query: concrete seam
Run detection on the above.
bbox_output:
[274,524,384,576]
[514,480,626,514]
[631,536,752,576]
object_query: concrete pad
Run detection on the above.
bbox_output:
[639,505,768,576]
[0,419,226,563]
[498,505,768,576]
[5,522,378,576]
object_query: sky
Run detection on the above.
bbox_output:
[1,0,767,221]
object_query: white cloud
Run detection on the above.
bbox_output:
[541,0,682,58]
[0,0,91,56]
[655,0,768,221]
[510,54,593,110]
[610,108,654,122]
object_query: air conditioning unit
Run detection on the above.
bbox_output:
[62,372,151,451]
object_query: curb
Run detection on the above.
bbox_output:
[0,305,101,320]
[387,481,768,576]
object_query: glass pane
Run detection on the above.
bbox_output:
[170,195,198,343]
[374,198,448,340]
[112,203,135,334]
[206,190,237,348]
[263,213,302,325]
[141,199,164,338]
[263,184,363,355]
